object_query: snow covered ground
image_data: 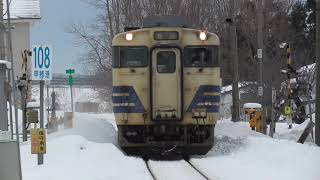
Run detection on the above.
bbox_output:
[20,113,320,180]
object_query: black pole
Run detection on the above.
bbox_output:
[38,80,44,165]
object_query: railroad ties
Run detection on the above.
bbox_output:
[144,159,211,180]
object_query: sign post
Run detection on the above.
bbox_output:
[66,69,75,112]
[31,45,52,165]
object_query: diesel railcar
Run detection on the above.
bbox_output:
[112,17,220,156]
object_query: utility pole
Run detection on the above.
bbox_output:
[19,82,27,141]
[0,0,8,131]
[6,0,22,179]
[47,85,49,124]
[20,50,29,141]
[70,85,74,112]
[315,0,320,146]
[257,0,267,134]
[230,0,240,122]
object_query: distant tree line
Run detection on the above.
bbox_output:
[68,0,316,103]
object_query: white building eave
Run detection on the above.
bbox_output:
[9,17,41,24]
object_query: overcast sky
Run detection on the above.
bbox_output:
[31,0,96,74]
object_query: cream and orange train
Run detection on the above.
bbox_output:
[112,17,220,156]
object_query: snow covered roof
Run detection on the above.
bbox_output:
[243,103,262,109]
[0,60,11,69]
[221,82,257,94]
[27,101,40,108]
[3,0,40,20]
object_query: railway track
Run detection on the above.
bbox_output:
[185,160,211,180]
[144,159,211,180]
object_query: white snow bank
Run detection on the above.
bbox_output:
[192,136,320,180]
[21,135,153,180]
[274,114,315,143]
[216,120,264,139]
[191,119,320,180]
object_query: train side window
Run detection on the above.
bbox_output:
[112,47,120,68]
[157,51,176,73]
[184,46,219,67]
[112,46,148,68]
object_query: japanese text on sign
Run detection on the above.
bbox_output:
[31,129,46,154]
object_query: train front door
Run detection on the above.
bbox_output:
[152,48,181,120]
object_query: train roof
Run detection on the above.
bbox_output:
[142,16,190,28]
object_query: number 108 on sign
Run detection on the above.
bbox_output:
[32,45,52,80]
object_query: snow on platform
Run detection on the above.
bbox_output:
[21,136,152,180]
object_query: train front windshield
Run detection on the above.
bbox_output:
[112,46,148,68]
[184,46,219,67]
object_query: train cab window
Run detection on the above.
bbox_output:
[157,51,176,73]
[112,46,148,68]
[184,46,219,67]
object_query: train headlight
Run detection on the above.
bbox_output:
[126,33,133,41]
[199,31,207,41]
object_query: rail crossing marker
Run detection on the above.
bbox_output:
[31,128,46,154]
[31,45,52,81]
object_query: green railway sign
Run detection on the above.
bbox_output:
[66,69,75,74]
[66,69,75,86]
[68,75,74,86]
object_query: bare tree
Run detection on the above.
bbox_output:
[68,0,299,108]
